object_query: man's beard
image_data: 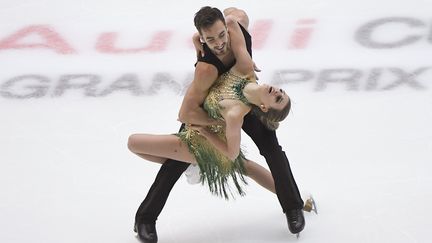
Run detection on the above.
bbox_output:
[213,44,227,56]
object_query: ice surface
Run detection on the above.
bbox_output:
[1,1,431,242]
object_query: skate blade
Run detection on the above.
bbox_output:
[303,196,318,214]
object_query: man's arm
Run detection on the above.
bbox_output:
[179,7,252,126]
[178,62,220,125]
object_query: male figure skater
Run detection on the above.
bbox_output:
[133,7,305,243]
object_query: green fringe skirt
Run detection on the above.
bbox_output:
[176,126,248,199]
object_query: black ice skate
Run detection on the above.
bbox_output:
[134,222,158,243]
[285,208,305,238]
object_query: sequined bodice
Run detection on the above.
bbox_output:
[204,71,253,120]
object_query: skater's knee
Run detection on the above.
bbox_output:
[223,7,237,16]
[224,7,246,18]
[223,7,249,29]
[127,134,140,152]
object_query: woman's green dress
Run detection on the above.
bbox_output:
[177,71,254,199]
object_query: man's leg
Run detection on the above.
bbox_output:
[135,159,189,224]
[133,124,190,243]
[134,159,189,243]
[242,113,304,233]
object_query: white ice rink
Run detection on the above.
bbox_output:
[1,0,431,242]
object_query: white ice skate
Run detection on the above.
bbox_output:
[184,164,201,185]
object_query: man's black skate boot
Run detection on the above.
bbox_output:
[135,221,158,243]
[285,209,305,234]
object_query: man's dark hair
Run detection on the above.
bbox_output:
[194,6,225,34]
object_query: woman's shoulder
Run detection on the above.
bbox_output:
[220,99,251,118]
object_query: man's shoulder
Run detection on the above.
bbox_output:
[193,61,219,84]
[195,50,223,76]
[195,61,218,73]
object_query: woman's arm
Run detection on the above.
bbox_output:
[191,105,246,161]
[223,109,243,160]
[225,16,254,76]
[192,32,204,57]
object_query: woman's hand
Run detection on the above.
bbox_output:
[253,62,261,80]
[192,32,205,57]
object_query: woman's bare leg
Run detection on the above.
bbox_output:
[127,134,276,192]
[244,159,276,193]
[244,159,316,213]
[134,153,166,164]
[127,133,196,164]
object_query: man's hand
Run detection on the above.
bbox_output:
[187,124,211,138]
[177,116,223,126]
